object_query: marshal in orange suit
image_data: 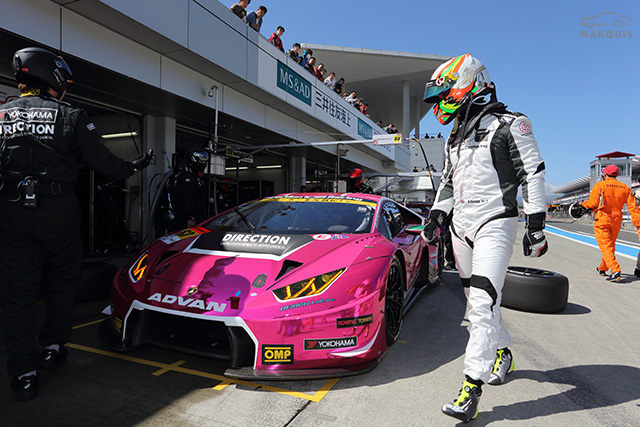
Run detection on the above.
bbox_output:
[582,164,640,282]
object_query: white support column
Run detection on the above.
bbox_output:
[142,115,175,243]
[414,97,421,139]
[290,155,306,192]
[402,80,410,137]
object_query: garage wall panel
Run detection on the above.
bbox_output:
[188,2,247,80]
[265,107,297,141]
[160,56,221,109]
[98,0,189,47]
[223,86,267,129]
[0,0,61,49]
[61,9,162,87]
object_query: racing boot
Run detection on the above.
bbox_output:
[488,347,514,385]
[11,371,39,401]
[635,268,640,278]
[43,345,67,371]
[442,378,482,423]
[596,267,607,276]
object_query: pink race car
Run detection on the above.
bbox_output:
[100,193,441,379]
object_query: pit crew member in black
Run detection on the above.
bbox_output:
[167,149,210,230]
[0,47,153,401]
[421,53,547,423]
[347,168,373,193]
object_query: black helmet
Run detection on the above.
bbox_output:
[12,47,73,93]
[189,149,209,174]
[348,168,364,189]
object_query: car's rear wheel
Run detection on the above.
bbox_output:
[385,256,405,346]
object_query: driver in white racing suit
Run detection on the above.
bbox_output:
[420,53,548,423]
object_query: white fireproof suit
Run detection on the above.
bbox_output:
[432,102,546,383]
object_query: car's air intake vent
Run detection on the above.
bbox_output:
[276,260,303,281]
[157,250,179,265]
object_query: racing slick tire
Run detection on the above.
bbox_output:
[385,256,405,346]
[502,266,569,313]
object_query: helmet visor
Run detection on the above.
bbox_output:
[423,77,454,103]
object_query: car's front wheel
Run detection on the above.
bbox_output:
[385,256,405,346]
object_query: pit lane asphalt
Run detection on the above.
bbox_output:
[1,219,639,426]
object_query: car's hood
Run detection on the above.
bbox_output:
[146,229,386,290]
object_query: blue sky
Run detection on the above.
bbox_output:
[232,0,638,191]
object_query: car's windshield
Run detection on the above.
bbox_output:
[204,197,376,234]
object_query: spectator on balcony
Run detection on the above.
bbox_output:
[385,123,398,134]
[287,43,301,63]
[314,63,326,81]
[376,120,384,128]
[305,57,317,75]
[360,102,369,116]
[230,0,250,22]
[324,71,336,88]
[246,5,267,32]
[346,91,357,105]
[334,77,345,95]
[269,26,285,52]
[300,49,313,67]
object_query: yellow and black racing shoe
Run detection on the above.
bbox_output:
[442,380,482,423]
[488,347,515,385]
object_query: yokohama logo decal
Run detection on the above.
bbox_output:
[304,337,357,350]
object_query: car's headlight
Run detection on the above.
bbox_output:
[272,268,345,301]
[128,251,148,283]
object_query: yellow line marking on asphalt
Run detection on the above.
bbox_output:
[397,340,407,344]
[73,319,105,330]
[66,342,340,402]
[212,381,231,391]
[152,360,186,376]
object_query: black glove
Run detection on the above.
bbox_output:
[421,209,446,243]
[132,149,154,172]
[523,212,548,257]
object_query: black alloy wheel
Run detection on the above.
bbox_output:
[385,257,405,345]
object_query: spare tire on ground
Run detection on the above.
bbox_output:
[77,261,118,302]
[502,267,569,313]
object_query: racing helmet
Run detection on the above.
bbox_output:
[189,149,209,174]
[12,47,73,93]
[602,164,619,177]
[348,168,364,189]
[423,53,492,125]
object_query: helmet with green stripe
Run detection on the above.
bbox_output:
[423,53,491,125]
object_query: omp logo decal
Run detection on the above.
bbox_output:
[336,314,374,328]
[262,345,294,364]
[304,337,357,350]
[147,293,226,312]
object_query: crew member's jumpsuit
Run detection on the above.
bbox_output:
[582,176,640,273]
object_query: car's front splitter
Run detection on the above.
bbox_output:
[223,352,385,380]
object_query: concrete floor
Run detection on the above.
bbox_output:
[1,221,639,426]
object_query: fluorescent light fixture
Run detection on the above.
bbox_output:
[225,167,249,170]
[256,165,281,169]
[101,131,139,139]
